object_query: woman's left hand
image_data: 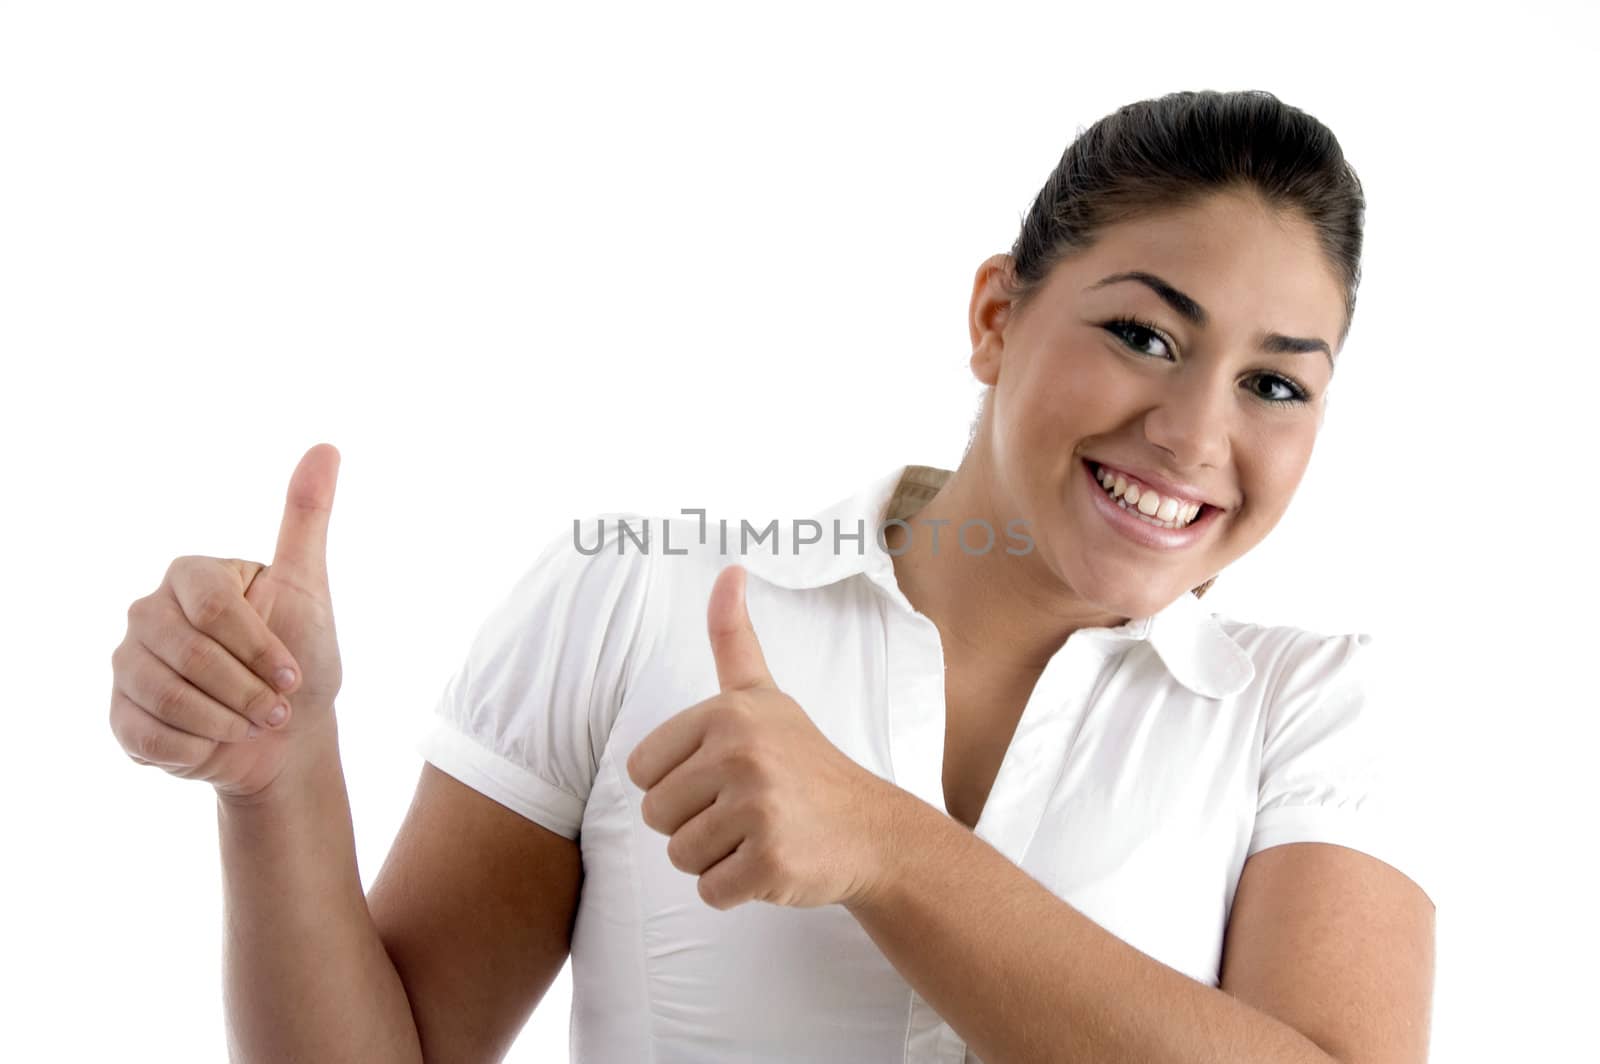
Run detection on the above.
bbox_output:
[625,564,902,912]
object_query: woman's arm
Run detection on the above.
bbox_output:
[218,722,425,1063]
[219,724,583,1063]
[844,788,1434,1064]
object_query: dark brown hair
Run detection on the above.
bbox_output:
[983,89,1366,599]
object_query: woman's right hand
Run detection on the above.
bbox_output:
[109,444,345,802]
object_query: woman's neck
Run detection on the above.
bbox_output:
[885,460,1129,674]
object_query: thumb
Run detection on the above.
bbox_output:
[707,564,775,692]
[270,442,340,590]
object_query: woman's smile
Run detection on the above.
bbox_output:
[1078,456,1226,552]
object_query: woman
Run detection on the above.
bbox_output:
[109,89,1436,1062]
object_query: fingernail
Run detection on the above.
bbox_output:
[267,703,288,727]
[246,724,261,740]
[274,668,297,691]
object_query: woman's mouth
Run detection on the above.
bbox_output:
[1081,458,1224,550]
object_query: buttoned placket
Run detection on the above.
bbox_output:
[861,558,1121,1064]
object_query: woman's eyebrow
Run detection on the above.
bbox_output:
[1085,270,1334,370]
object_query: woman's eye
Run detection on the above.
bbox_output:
[1103,318,1312,407]
[1250,374,1308,405]
[1104,318,1172,359]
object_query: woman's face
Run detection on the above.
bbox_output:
[969,189,1347,620]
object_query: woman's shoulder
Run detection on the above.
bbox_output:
[1204,609,1376,696]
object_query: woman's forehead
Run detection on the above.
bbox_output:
[1045,203,1346,347]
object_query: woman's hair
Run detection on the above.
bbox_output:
[977,88,1366,599]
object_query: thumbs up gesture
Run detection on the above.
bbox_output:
[625,564,899,912]
[110,443,345,802]
[244,443,345,720]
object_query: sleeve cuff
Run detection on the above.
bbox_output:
[415,718,586,841]
[1248,804,1437,908]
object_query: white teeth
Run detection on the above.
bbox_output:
[1093,463,1204,529]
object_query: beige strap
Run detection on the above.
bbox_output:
[882,464,952,523]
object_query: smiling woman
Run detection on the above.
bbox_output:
[849,91,1435,1064]
[110,89,1433,1064]
[939,187,1348,622]
[407,91,1432,1063]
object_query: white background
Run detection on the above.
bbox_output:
[3,1,1594,1060]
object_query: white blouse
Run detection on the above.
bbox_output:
[416,462,1432,1064]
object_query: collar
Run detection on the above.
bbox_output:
[739,463,1256,699]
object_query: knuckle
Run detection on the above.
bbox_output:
[722,741,767,781]
[747,791,780,828]
[133,726,167,763]
[705,707,743,743]
[190,587,232,628]
[247,684,280,720]
[127,594,158,629]
[177,634,215,678]
[750,845,783,882]
[166,555,200,587]
[152,682,187,722]
[246,636,283,679]
[239,637,274,674]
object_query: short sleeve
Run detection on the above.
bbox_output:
[1248,631,1437,907]
[416,513,655,840]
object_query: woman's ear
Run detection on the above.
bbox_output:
[969,254,1015,387]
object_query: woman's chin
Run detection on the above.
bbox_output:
[1067,563,1192,621]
